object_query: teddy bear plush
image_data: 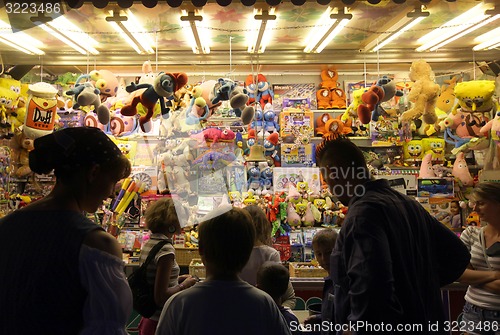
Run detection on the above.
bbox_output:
[10,131,34,178]
[400,60,440,125]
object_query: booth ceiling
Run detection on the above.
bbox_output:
[0,0,498,77]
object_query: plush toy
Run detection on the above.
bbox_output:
[419,153,435,178]
[10,131,33,178]
[244,74,257,106]
[257,74,274,110]
[108,111,139,137]
[66,80,110,125]
[435,76,459,116]
[286,201,301,227]
[247,165,262,194]
[229,86,254,123]
[263,132,280,167]
[315,113,332,137]
[316,88,331,110]
[444,80,497,148]
[341,88,364,123]
[400,60,440,125]
[185,86,209,125]
[323,118,346,138]
[371,76,402,121]
[263,103,279,134]
[139,61,156,85]
[260,166,273,195]
[422,137,445,162]
[121,72,188,133]
[330,87,346,109]
[358,85,384,124]
[452,152,474,187]
[403,139,424,164]
[24,82,58,140]
[88,69,119,102]
[319,67,339,91]
[190,127,235,144]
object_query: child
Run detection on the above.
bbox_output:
[257,261,301,335]
[450,200,462,229]
[305,228,338,329]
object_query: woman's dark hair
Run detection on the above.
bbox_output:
[198,207,255,275]
[29,127,131,181]
[243,205,272,246]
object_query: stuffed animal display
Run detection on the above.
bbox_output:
[316,67,346,109]
[400,60,440,125]
[121,71,188,132]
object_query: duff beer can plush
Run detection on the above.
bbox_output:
[24,82,58,139]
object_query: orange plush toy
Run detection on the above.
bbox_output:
[315,113,332,136]
[316,88,331,110]
[357,86,384,124]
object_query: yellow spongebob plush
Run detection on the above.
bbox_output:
[422,137,445,162]
[403,139,424,164]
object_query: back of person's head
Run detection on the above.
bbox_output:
[29,127,131,182]
[145,197,181,234]
[256,261,289,302]
[470,182,500,204]
[315,134,369,178]
[242,205,272,246]
[312,228,338,250]
[198,207,255,275]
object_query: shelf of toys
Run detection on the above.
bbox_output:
[0,64,499,278]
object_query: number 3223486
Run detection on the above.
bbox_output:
[5,2,61,14]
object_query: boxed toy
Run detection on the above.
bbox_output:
[272,83,317,111]
[281,143,316,167]
[273,167,321,193]
[279,109,314,138]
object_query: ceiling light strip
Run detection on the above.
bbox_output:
[429,14,500,51]
[416,3,489,52]
[372,16,426,52]
[0,36,44,55]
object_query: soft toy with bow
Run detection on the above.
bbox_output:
[121,72,188,133]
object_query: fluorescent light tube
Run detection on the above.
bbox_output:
[416,3,490,52]
[304,7,351,53]
[473,26,500,50]
[0,19,45,55]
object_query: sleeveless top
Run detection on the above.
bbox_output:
[0,210,101,335]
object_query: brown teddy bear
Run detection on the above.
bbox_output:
[400,60,440,125]
[10,131,34,178]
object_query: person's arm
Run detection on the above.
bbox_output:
[83,229,123,259]
[479,280,500,294]
[281,281,296,309]
[155,254,196,306]
[429,212,470,285]
[458,267,500,285]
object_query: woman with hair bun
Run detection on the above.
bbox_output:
[0,127,133,335]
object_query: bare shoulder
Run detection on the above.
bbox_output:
[83,229,123,259]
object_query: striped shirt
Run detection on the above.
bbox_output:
[139,233,179,320]
[461,226,500,310]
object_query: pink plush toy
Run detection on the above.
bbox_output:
[286,202,301,227]
[452,152,474,187]
[419,153,436,178]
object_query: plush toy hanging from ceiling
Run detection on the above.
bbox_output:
[244,74,257,106]
[371,76,402,121]
[256,74,274,110]
[66,75,110,125]
[400,60,440,126]
[121,71,188,133]
[88,69,119,103]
